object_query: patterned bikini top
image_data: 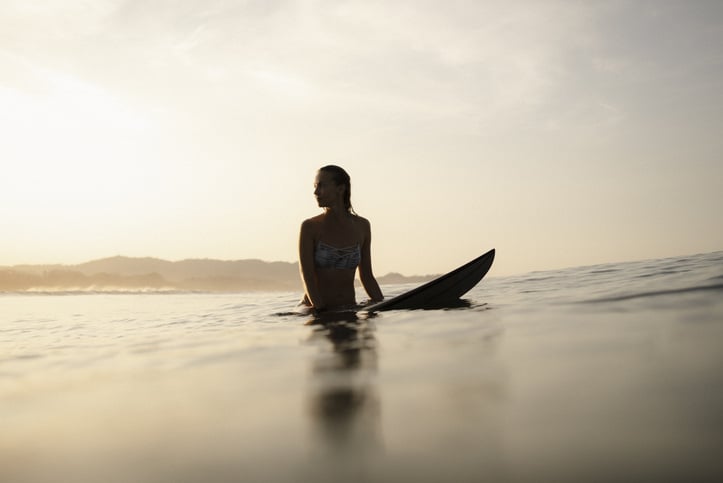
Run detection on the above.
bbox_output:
[314,241,361,270]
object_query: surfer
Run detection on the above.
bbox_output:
[299,165,384,313]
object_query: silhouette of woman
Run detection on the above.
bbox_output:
[299,165,383,312]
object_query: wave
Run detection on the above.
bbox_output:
[580,283,723,304]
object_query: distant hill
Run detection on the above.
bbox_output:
[0,256,435,292]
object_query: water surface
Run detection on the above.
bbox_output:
[2,251,722,482]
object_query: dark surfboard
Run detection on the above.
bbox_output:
[363,248,495,312]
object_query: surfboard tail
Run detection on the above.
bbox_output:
[365,248,495,312]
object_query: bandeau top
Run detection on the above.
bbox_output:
[315,241,361,270]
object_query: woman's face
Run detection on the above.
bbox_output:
[314,171,343,208]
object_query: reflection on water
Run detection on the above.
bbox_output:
[304,312,382,465]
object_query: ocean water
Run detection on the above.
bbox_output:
[2,251,722,483]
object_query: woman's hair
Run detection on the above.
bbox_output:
[319,165,356,214]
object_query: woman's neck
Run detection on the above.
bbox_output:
[324,206,351,221]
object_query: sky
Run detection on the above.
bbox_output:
[1,0,722,276]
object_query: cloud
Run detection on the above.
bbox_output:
[3,0,721,155]
[0,1,612,130]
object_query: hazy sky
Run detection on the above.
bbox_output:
[2,0,722,276]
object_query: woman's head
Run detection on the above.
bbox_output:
[316,165,355,214]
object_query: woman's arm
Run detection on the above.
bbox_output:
[298,219,326,309]
[358,218,384,302]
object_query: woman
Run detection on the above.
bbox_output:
[299,165,384,312]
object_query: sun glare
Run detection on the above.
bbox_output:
[5,68,156,188]
[2,66,169,254]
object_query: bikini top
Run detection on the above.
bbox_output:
[314,241,361,270]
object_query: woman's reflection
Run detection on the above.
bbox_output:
[305,312,382,458]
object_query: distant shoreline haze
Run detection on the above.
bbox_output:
[0,256,435,292]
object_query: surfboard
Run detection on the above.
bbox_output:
[363,248,495,312]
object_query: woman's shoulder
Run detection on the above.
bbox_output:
[351,214,372,231]
[302,213,325,225]
[300,214,324,234]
